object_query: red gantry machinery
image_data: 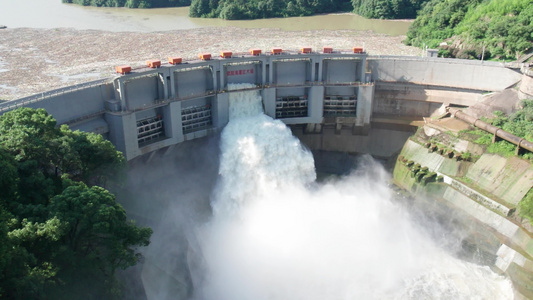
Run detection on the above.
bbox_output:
[249,49,262,56]
[220,51,232,59]
[115,65,131,75]
[146,60,161,68]
[168,57,183,65]
[199,53,212,60]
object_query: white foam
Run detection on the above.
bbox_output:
[197,84,513,300]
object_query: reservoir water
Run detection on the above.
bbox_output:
[0,0,411,35]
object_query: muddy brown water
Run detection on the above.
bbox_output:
[0,0,411,35]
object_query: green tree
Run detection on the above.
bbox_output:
[0,107,59,164]
[0,147,18,206]
[0,208,63,299]
[405,0,533,60]
[190,0,351,19]
[352,0,430,19]
[63,0,191,8]
[0,108,150,299]
[46,181,152,299]
[0,108,125,189]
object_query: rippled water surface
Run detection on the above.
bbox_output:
[0,0,411,35]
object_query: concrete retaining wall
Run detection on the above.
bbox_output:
[466,154,533,206]
[368,57,522,92]
[394,140,533,299]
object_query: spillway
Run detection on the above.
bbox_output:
[5,51,528,298]
[187,84,514,300]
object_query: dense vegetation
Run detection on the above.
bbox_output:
[351,0,430,19]
[405,0,533,60]
[62,0,190,8]
[0,108,152,299]
[189,0,352,19]
[463,100,533,160]
[64,0,423,19]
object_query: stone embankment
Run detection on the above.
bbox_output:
[0,27,420,101]
[394,111,533,299]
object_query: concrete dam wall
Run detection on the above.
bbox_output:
[0,53,522,161]
[2,51,531,299]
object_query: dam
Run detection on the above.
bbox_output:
[0,50,523,161]
[1,49,532,299]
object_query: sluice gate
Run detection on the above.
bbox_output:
[0,52,523,161]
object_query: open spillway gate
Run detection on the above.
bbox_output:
[104,52,374,160]
[0,51,523,161]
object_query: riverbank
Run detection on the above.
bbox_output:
[0,27,420,100]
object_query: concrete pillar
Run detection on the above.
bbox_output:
[220,65,226,90]
[262,88,277,118]
[308,85,324,123]
[356,84,374,128]
[360,56,367,83]
[169,69,177,98]
[268,59,274,85]
[317,58,323,82]
[211,65,217,92]
[115,78,127,111]
[262,60,267,85]
[162,101,184,143]
[105,112,139,160]
[310,59,316,82]
[213,93,229,128]
[159,73,168,100]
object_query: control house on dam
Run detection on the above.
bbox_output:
[0,49,523,161]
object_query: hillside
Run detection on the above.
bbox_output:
[405,0,533,60]
[188,0,428,19]
[189,0,352,19]
[351,0,430,19]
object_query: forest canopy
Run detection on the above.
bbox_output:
[189,0,352,19]
[404,0,533,60]
[351,0,430,19]
[62,0,191,8]
[0,108,152,299]
[188,0,427,19]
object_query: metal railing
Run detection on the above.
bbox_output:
[182,105,212,133]
[137,116,164,145]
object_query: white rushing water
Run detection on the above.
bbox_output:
[196,83,513,300]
